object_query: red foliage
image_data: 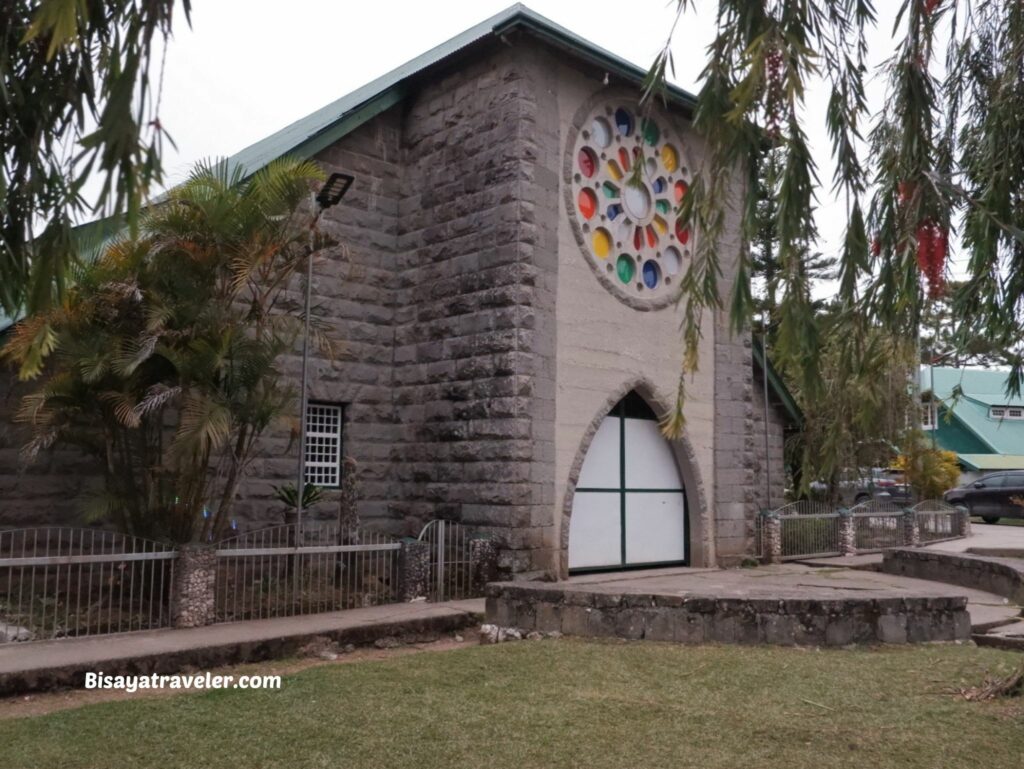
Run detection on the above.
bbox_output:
[871,236,882,257]
[915,218,947,297]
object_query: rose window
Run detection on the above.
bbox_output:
[570,104,692,301]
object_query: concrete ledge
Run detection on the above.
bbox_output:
[0,600,483,696]
[882,549,1024,605]
[484,583,970,647]
[967,547,1024,559]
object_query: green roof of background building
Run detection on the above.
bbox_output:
[923,366,1024,457]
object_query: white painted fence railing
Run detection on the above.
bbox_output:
[0,528,175,643]
[759,500,970,562]
[1,518,498,644]
[214,523,402,622]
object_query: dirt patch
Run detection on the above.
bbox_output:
[0,628,478,720]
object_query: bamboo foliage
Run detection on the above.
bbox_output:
[2,157,327,543]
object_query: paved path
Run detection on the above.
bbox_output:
[927,522,1024,553]
[0,599,483,680]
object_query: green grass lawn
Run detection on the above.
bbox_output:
[3,640,1023,769]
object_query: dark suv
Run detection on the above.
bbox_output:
[944,471,1024,524]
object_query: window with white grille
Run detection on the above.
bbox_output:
[990,406,1024,420]
[921,402,937,430]
[304,403,343,487]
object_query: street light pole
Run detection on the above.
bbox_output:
[294,173,354,535]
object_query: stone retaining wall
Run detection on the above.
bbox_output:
[484,583,970,646]
[882,548,1024,605]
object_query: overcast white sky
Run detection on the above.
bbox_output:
[151,1,960,283]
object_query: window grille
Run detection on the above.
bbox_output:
[921,402,937,430]
[989,406,1024,420]
[304,403,343,487]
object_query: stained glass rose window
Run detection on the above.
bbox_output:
[569,103,693,303]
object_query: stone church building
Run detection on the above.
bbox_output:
[0,5,797,577]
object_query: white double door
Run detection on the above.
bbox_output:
[568,398,687,571]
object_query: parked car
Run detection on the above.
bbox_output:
[943,471,1024,524]
[807,468,914,506]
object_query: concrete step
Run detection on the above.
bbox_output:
[0,598,484,696]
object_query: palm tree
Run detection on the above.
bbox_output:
[4,157,327,542]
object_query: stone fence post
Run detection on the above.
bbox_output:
[902,507,921,547]
[469,538,498,594]
[398,538,431,602]
[837,507,856,556]
[173,544,217,628]
[760,509,781,564]
[955,505,972,539]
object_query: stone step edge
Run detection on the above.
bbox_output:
[0,610,481,697]
[973,632,1024,652]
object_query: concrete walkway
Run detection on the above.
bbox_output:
[927,522,1024,553]
[0,599,483,695]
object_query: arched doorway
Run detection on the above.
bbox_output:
[568,391,688,572]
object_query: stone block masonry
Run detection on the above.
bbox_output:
[485,581,971,646]
[173,545,217,629]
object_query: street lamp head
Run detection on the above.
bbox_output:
[316,172,354,209]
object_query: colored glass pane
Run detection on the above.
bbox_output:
[578,147,597,178]
[645,225,657,248]
[602,181,619,199]
[642,119,660,145]
[622,183,651,220]
[652,177,666,194]
[614,108,634,136]
[607,160,623,181]
[674,180,688,203]
[663,246,682,276]
[577,188,597,219]
[661,144,679,173]
[633,227,643,250]
[591,117,612,148]
[675,219,690,245]
[616,254,636,284]
[606,203,623,220]
[656,199,670,214]
[642,260,660,288]
[593,228,612,259]
[653,215,668,234]
[618,147,631,172]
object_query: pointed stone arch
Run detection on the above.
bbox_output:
[558,377,710,577]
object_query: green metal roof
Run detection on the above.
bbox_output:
[752,338,803,427]
[222,3,697,178]
[922,366,1024,457]
[958,454,1024,471]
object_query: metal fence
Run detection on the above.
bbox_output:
[913,500,961,544]
[418,519,479,601]
[214,523,401,622]
[779,513,841,560]
[773,500,836,517]
[0,528,175,642]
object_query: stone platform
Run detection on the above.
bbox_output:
[484,565,991,646]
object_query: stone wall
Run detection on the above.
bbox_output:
[485,581,972,646]
[883,548,1024,605]
[0,367,104,528]
[236,109,406,532]
[388,45,558,576]
[750,362,788,512]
